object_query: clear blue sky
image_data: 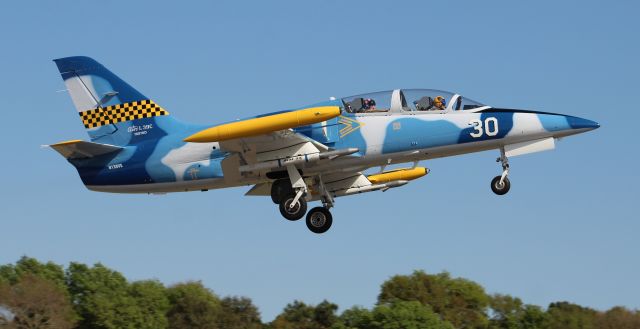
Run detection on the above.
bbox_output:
[0,0,638,321]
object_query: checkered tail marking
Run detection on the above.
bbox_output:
[79,100,169,129]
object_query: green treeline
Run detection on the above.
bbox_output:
[0,257,638,329]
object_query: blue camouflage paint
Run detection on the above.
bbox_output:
[566,115,600,130]
[381,118,462,154]
[295,117,339,146]
[294,100,342,145]
[54,56,189,147]
[458,112,514,143]
[539,114,572,132]
[54,56,146,105]
[183,159,224,181]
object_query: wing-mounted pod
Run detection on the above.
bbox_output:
[316,167,429,198]
[367,167,429,185]
[245,167,429,200]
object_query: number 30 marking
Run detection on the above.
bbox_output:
[469,117,499,138]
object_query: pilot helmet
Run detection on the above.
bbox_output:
[434,96,446,107]
[364,98,376,107]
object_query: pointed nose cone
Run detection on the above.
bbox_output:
[567,116,600,131]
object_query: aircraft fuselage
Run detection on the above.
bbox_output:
[79,106,597,194]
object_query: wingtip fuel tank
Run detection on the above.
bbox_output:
[184,106,341,143]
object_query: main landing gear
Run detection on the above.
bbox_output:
[279,195,307,221]
[271,167,334,234]
[272,167,308,221]
[306,207,333,234]
[491,147,511,195]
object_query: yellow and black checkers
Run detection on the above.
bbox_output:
[79,100,169,129]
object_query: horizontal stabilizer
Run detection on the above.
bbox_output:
[48,140,122,159]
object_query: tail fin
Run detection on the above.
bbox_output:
[54,56,180,146]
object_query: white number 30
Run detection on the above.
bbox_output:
[469,117,499,138]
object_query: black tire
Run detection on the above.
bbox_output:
[279,195,307,221]
[271,179,293,204]
[305,207,333,234]
[491,176,511,195]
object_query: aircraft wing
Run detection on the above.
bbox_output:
[184,106,349,178]
[215,127,356,185]
[245,171,369,198]
[219,129,328,154]
[246,169,420,199]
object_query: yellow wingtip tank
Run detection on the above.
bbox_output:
[367,167,429,184]
[184,106,341,143]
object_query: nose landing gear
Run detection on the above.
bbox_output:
[491,175,510,195]
[491,147,511,195]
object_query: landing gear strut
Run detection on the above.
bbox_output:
[273,170,335,233]
[277,165,308,221]
[306,174,334,234]
[273,178,307,220]
[491,147,511,195]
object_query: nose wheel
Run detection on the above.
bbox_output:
[492,147,511,195]
[491,176,510,195]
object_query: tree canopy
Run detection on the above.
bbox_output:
[335,301,454,329]
[165,281,221,329]
[268,300,339,329]
[0,274,76,329]
[378,270,490,329]
[0,257,637,329]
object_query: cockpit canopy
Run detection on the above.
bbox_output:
[342,89,486,114]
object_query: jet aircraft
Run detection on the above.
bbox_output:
[49,57,599,233]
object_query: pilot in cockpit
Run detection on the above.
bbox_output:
[433,96,446,111]
[362,98,377,112]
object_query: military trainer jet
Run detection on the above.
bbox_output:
[49,57,599,233]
